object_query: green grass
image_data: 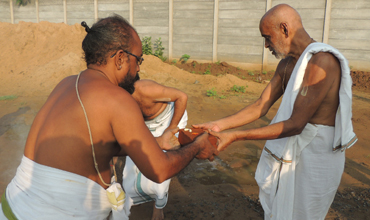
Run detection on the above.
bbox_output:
[204,69,211,75]
[230,85,246,93]
[206,88,218,98]
[0,95,18,101]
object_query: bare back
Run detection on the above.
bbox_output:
[132,79,176,120]
[24,71,128,188]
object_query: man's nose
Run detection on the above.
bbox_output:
[264,40,269,48]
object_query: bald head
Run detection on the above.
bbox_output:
[260,4,311,59]
[260,4,302,32]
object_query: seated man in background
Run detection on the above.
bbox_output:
[120,79,188,220]
[0,15,217,220]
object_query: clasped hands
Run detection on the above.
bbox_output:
[159,120,236,162]
[192,122,236,152]
[159,127,219,161]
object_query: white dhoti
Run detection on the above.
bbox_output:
[257,124,345,220]
[255,43,357,220]
[0,156,129,220]
[122,102,188,212]
[293,125,345,219]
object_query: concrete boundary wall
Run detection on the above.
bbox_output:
[1,0,369,71]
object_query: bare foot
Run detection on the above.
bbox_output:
[151,203,164,220]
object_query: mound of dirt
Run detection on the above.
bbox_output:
[172,60,370,93]
[351,70,370,91]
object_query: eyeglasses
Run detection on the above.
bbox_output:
[110,50,144,65]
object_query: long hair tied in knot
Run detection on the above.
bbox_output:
[81,21,90,33]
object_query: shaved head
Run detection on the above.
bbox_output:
[260,4,302,30]
[260,4,310,59]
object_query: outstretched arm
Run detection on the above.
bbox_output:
[210,53,341,151]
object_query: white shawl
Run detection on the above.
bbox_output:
[265,42,356,160]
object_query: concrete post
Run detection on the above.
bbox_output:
[36,0,39,23]
[10,0,14,24]
[169,0,173,60]
[129,0,133,25]
[94,0,98,21]
[212,0,219,62]
[322,0,332,44]
[261,0,272,71]
[63,0,67,24]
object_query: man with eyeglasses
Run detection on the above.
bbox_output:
[0,15,218,220]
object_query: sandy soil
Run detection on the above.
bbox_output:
[0,21,370,220]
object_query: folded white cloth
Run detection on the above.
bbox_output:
[255,42,357,220]
[1,156,128,220]
[122,102,188,211]
[106,176,130,220]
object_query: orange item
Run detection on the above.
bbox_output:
[178,128,218,148]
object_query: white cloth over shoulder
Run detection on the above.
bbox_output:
[1,156,128,220]
[264,42,357,159]
[122,102,188,212]
[255,43,357,220]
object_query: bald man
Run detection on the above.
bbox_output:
[194,4,357,220]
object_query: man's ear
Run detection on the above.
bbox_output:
[115,50,128,70]
[280,23,289,38]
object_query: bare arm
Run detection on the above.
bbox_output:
[110,91,217,183]
[210,53,341,151]
[135,79,188,131]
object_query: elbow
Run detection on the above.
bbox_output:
[290,123,306,136]
[150,173,169,184]
[291,126,304,136]
[181,92,188,104]
[285,119,306,136]
[255,99,269,118]
[144,169,170,184]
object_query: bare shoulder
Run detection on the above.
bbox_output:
[307,52,341,83]
[132,79,167,99]
[309,52,340,72]
[105,85,140,113]
[134,79,162,93]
